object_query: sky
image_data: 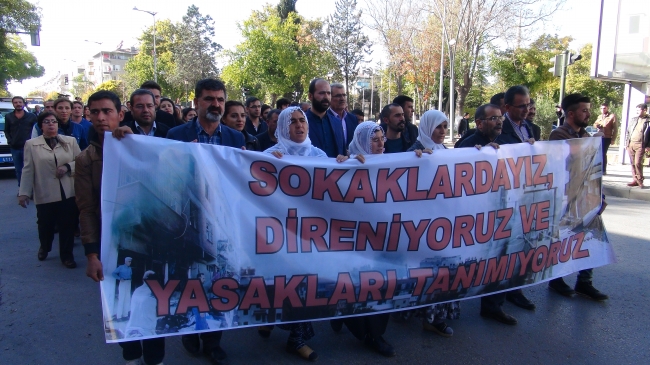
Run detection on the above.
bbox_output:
[8,0,601,96]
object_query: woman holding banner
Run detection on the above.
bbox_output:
[407,110,461,337]
[263,106,335,361]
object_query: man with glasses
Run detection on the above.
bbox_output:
[327,83,358,146]
[244,96,268,136]
[501,85,535,145]
[458,104,504,149]
[477,85,536,325]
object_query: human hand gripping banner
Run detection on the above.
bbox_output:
[99,135,615,342]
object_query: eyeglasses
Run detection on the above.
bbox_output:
[371,137,387,143]
[42,119,58,125]
[511,103,531,110]
[478,116,505,122]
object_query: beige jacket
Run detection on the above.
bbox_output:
[19,135,81,204]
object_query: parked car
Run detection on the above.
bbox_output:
[0,99,16,170]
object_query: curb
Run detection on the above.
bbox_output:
[603,184,650,202]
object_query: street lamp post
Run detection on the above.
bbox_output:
[133,6,158,83]
[449,39,456,141]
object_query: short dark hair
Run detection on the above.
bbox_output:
[561,93,591,113]
[308,78,327,94]
[129,89,156,107]
[72,100,84,108]
[261,104,271,114]
[490,93,505,106]
[245,96,260,107]
[224,100,245,116]
[381,103,401,120]
[475,104,502,121]
[37,111,57,129]
[267,108,281,121]
[276,98,290,109]
[463,112,470,117]
[182,107,196,120]
[53,97,73,109]
[504,85,529,106]
[87,90,121,112]
[350,108,364,117]
[140,80,162,92]
[12,96,25,103]
[600,102,609,107]
[392,95,413,109]
[636,103,648,110]
[195,78,227,99]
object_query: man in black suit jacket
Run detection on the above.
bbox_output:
[115,89,170,138]
[121,80,179,129]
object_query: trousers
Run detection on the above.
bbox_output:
[35,197,76,262]
[119,338,165,364]
[116,280,132,319]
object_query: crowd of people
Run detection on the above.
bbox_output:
[4,75,643,365]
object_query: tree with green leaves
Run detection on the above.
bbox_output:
[124,19,183,100]
[221,6,335,102]
[84,80,127,102]
[170,5,221,88]
[0,35,44,90]
[324,0,371,105]
[1,0,43,91]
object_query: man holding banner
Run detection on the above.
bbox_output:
[547,93,609,301]
[166,78,244,365]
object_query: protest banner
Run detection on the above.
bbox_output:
[99,134,615,342]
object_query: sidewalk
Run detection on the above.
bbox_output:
[602,163,650,202]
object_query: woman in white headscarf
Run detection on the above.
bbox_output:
[264,106,328,158]
[407,109,449,153]
[406,110,460,337]
[349,121,430,163]
[262,106,338,361]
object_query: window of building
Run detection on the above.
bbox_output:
[189,201,199,230]
[206,222,213,243]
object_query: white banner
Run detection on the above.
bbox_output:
[99,134,615,342]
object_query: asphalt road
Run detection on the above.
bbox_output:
[0,170,648,365]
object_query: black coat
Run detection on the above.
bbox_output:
[121,110,178,129]
[122,119,170,138]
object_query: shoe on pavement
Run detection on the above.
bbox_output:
[423,321,453,337]
[364,335,396,357]
[548,277,576,297]
[204,345,228,364]
[506,291,536,310]
[480,309,518,325]
[257,325,273,338]
[62,260,77,269]
[37,247,47,261]
[638,181,645,188]
[286,343,318,361]
[575,281,609,301]
[181,334,201,355]
[330,319,343,333]
[627,181,639,187]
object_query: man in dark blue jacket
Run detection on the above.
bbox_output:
[167,79,245,148]
[306,78,345,157]
[475,86,536,326]
[328,83,358,149]
[166,79,243,365]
